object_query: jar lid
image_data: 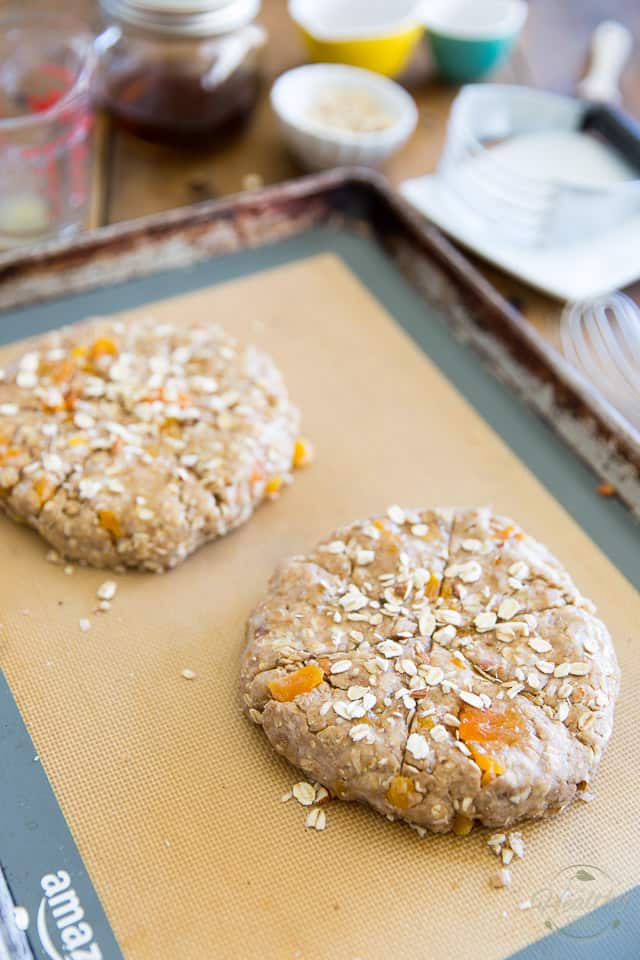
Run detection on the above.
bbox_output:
[100,0,261,36]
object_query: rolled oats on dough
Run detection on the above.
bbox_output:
[0,315,303,571]
[241,507,620,834]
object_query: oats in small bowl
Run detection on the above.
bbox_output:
[271,63,418,171]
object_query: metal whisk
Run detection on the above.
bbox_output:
[561,292,640,430]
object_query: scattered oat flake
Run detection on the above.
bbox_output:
[407,732,430,759]
[528,635,552,653]
[429,724,448,743]
[509,833,525,859]
[459,689,484,709]
[330,659,352,674]
[475,611,497,632]
[535,660,555,675]
[377,638,403,658]
[356,549,375,566]
[424,666,444,686]
[305,807,326,830]
[292,781,316,806]
[97,579,117,601]
[461,538,482,552]
[13,906,29,931]
[64,565,74,575]
[488,833,506,847]
[491,868,512,889]
[418,611,436,637]
[181,668,196,680]
[387,504,406,525]
[569,662,590,676]
[349,723,373,742]
[498,597,521,620]
[457,561,482,583]
[434,625,457,644]
[79,618,91,632]
[281,791,292,803]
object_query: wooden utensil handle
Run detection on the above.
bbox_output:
[579,20,633,103]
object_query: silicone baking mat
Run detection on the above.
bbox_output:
[0,231,638,960]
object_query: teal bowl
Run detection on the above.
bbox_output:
[424,0,528,82]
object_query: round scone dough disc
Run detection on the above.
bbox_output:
[241,507,620,834]
[0,316,304,571]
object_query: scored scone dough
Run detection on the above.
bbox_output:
[0,316,302,571]
[241,507,620,834]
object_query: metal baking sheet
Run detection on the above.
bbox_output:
[0,180,637,960]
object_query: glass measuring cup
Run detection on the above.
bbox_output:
[0,16,94,249]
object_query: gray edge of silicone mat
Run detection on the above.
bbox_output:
[0,226,637,960]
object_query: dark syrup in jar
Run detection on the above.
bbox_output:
[102,64,260,147]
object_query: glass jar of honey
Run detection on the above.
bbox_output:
[93,0,265,147]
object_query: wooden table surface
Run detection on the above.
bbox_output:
[42,0,640,347]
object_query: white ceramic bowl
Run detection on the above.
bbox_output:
[270,63,418,171]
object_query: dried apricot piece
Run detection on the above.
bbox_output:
[98,509,124,538]
[495,524,515,541]
[386,775,420,810]
[459,702,528,787]
[51,358,74,384]
[467,746,505,786]
[268,664,323,702]
[292,437,313,468]
[459,702,526,747]
[426,573,441,599]
[265,475,283,496]
[416,714,435,732]
[0,447,20,461]
[89,337,118,363]
[33,476,55,506]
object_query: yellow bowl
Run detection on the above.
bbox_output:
[289,0,424,78]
